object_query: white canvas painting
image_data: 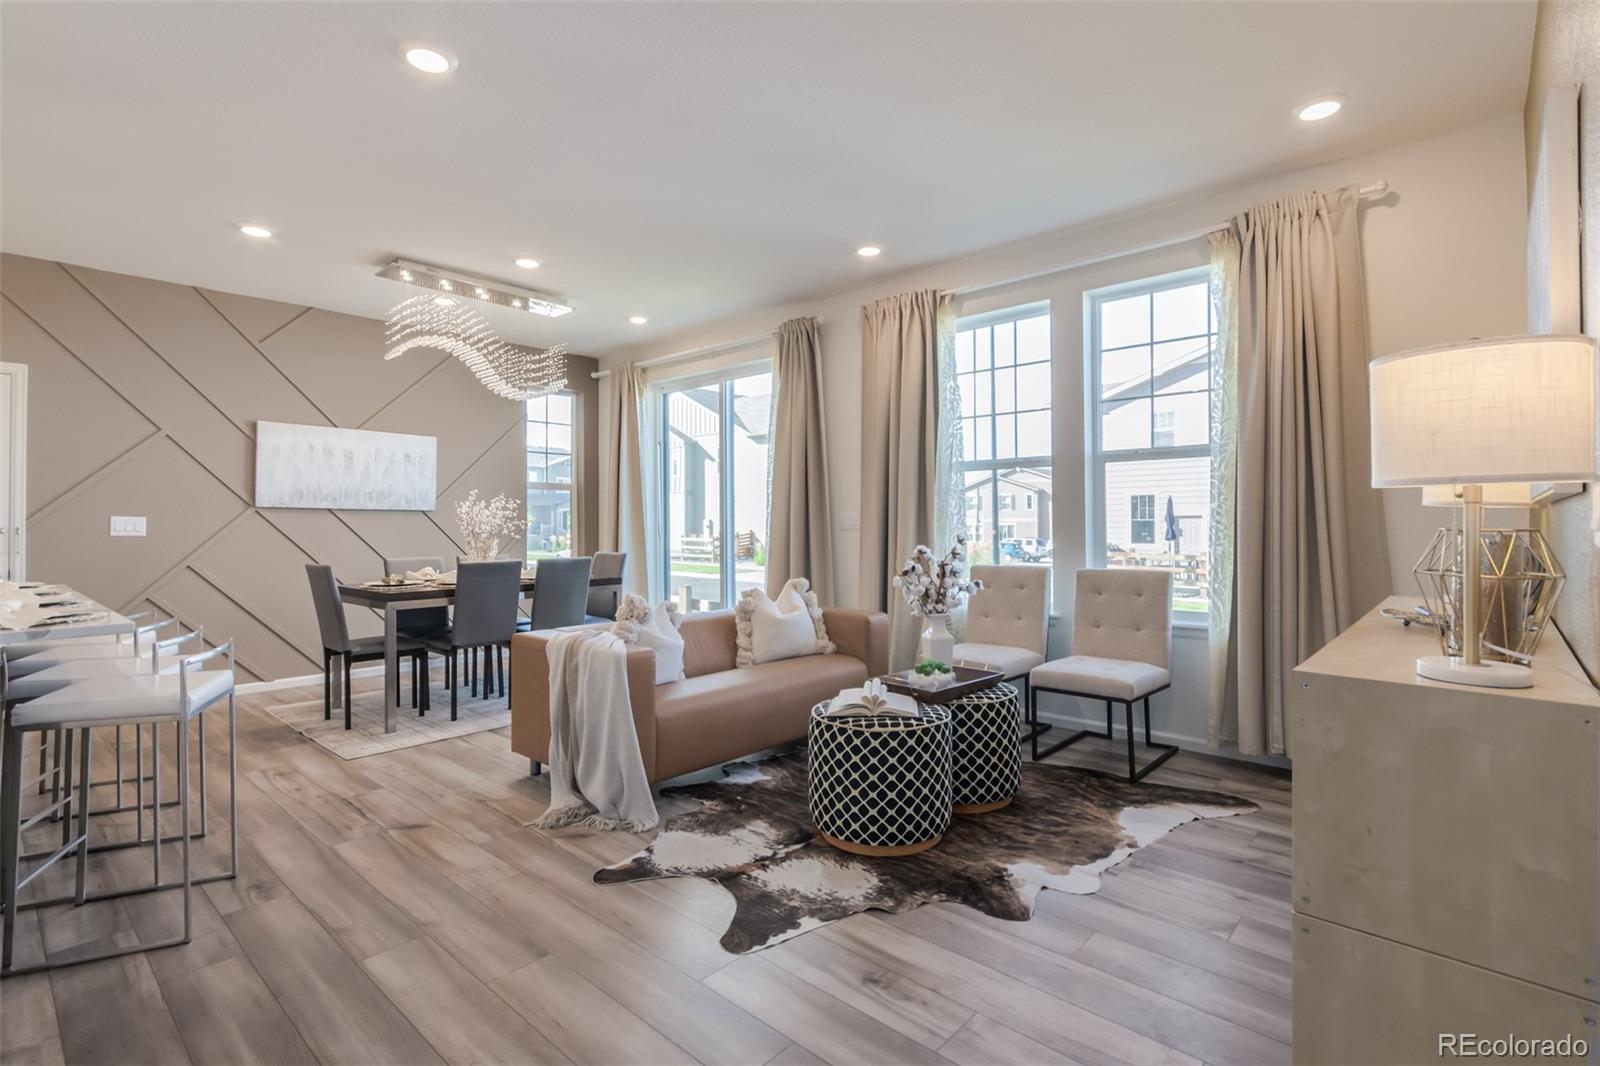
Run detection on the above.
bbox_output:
[255,421,437,510]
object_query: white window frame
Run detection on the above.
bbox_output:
[656,359,772,607]
[1087,266,1213,623]
[956,301,1052,565]
[527,389,576,560]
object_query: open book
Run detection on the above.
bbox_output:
[825,679,919,717]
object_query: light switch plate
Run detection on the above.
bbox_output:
[110,516,147,537]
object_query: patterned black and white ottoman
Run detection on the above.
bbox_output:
[807,702,952,856]
[945,682,1022,814]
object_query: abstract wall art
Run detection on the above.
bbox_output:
[254,421,437,510]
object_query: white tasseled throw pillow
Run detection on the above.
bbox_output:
[612,594,685,685]
[734,578,835,667]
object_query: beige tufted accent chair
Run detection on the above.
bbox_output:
[1027,568,1178,782]
[953,564,1049,684]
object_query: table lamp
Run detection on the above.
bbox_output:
[1370,335,1597,688]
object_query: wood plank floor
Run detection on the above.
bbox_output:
[2,677,1294,1066]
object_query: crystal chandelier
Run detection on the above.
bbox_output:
[380,259,568,401]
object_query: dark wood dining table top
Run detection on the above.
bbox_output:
[338,574,621,606]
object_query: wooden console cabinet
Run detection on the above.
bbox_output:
[1290,597,1599,1063]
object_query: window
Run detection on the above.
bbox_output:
[660,367,772,610]
[955,306,1052,564]
[1090,269,1215,618]
[1130,494,1156,544]
[527,392,574,561]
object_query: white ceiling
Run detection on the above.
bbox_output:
[1,2,1533,356]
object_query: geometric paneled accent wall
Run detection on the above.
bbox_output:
[0,253,595,682]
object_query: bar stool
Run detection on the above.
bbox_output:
[0,640,238,976]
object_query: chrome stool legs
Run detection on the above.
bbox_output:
[0,694,238,977]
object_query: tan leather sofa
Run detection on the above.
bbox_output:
[510,607,889,783]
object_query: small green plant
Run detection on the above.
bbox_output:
[913,659,952,676]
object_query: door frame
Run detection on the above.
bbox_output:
[0,362,27,581]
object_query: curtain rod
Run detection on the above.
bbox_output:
[590,328,785,379]
[592,179,1389,374]
[950,179,1390,298]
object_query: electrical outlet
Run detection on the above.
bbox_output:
[110,516,147,537]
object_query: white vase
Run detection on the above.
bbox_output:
[918,612,955,666]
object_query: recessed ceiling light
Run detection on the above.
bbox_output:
[404,46,456,75]
[238,223,273,239]
[857,245,882,258]
[1295,98,1343,122]
[629,315,648,325]
[515,257,540,269]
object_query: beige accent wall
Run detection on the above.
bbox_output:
[0,253,596,682]
[1526,0,1600,683]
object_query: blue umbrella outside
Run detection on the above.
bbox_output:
[1163,495,1182,552]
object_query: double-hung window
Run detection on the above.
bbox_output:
[954,305,1052,564]
[527,392,575,561]
[659,366,773,609]
[1089,269,1215,618]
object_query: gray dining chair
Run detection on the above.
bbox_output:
[382,555,450,699]
[418,559,523,718]
[528,556,595,632]
[584,552,626,623]
[306,565,430,729]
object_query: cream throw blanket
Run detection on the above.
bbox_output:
[533,628,659,832]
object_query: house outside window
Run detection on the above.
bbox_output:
[955,305,1052,565]
[1089,268,1215,618]
[659,366,773,610]
[527,392,575,561]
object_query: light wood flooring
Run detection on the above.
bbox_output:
[2,676,1294,1066]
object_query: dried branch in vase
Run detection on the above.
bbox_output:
[455,489,526,562]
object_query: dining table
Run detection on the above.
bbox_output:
[0,582,135,647]
[337,571,624,734]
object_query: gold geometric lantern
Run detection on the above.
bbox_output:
[1413,527,1565,665]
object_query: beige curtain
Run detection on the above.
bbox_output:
[600,362,652,597]
[1221,186,1390,756]
[858,290,955,670]
[767,317,835,603]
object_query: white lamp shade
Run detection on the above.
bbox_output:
[1370,335,1597,487]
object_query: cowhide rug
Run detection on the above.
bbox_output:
[595,750,1256,953]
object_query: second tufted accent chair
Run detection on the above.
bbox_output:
[1028,567,1178,781]
[952,563,1050,718]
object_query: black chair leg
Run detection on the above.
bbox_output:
[470,647,478,698]
[411,654,419,710]
[530,760,541,777]
[343,654,353,731]
[1143,696,1153,744]
[450,650,459,721]
[497,646,506,698]
[323,650,332,721]
[1105,700,1114,738]
[1125,701,1137,780]
[420,654,431,714]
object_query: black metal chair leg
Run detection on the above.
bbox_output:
[343,654,353,731]
[1125,701,1137,780]
[450,649,459,721]
[323,650,332,721]
[497,645,506,698]
[1104,700,1114,737]
[1143,696,1153,744]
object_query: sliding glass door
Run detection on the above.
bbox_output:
[661,368,772,610]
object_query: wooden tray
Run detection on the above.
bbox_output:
[878,665,1005,704]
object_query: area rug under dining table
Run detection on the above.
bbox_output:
[595,749,1257,952]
